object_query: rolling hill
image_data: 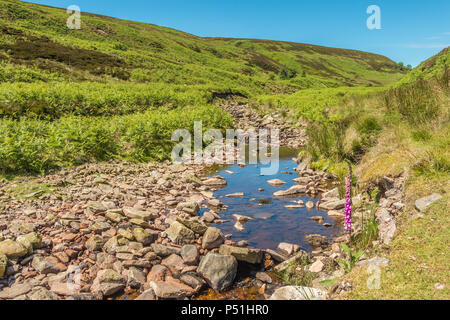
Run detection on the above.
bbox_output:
[0,0,405,94]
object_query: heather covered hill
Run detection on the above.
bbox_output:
[0,0,405,92]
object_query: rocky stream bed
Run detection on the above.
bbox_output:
[0,104,414,300]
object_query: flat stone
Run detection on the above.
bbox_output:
[274,251,309,273]
[177,202,200,215]
[267,179,286,186]
[232,214,252,223]
[256,272,272,284]
[265,249,288,262]
[357,257,390,268]
[85,235,104,252]
[0,283,32,299]
[269,286,327,300]
[50,282,80,296]
[327,210,345,219]
[123,207,159,221]
[133,228,157,246]
[309,260,324,273]
[29,287,59,300]
[322,188,340,199]
[219,245,263,264]
[203,177,227,187]
[305,234,328,249]
[273,185,307,197]
[415,194,443,212]
[151,244,181,257]
[150,278,194,299]
[226,192,244,198]
[32,255,64,274]
[161,254,185,276]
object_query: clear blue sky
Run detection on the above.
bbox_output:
[25,0,450,66]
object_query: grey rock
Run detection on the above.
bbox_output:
[151,244,181,257]
[218,245,263,264]
[166,221,195,245]
[0,240,28,259]
[415,194,443,212]
[269,286,327,300]
[0,282,32,299]
[135,289,157,300]
[273,185,307,197]
[197,253,237,292]
[202,227,224,250]
[180,245,199,265]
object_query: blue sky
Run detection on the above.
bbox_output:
[25,0,450,66]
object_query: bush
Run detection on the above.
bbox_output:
[0,105,233,174]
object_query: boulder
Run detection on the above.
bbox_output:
[202,227,224,249]
[267,179,287,186]
[32,255,64,274]
[166,221,195,245]
[91,269,126,296]
[123,207,159,221]
[150,277,195,299]
[322,188,340,199]
[319,199,346,210]
[85,235,104,252]
[151,244,181,257]
[277,243,300,256]
[133,228,157,246]
[177,202,200,215]
[197,253,238,292]
[127,267,146,288]
[0,239,28,259]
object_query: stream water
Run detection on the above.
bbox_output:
[204,147,342,252]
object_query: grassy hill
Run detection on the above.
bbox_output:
[0,0,408,175]
[0,0,405,93]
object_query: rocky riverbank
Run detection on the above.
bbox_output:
[0,104,418,301]
[0,155,346,300]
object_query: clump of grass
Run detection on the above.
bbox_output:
[276,255,316,287]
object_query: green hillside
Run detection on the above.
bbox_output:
[0,0,409,174]
[0,0,405,92]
